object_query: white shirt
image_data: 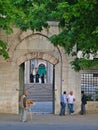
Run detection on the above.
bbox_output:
[67,94,75,104]
[32,69,36,75]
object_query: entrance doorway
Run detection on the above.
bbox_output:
[21,59,55,114]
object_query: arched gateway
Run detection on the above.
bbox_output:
[0,22,83,114]
[18,52,59,114]
[15,32,62,114]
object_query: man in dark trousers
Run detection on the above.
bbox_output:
[30,73,34,83]
[81,90,87,115]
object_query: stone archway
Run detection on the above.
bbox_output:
[0,23,84,115]
[0,27,62,114]
[17,52,59,114]
[6,28,62,114]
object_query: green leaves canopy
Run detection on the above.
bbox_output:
[0,0,98,71]
[0,0,20,59]
[50,0,98,71]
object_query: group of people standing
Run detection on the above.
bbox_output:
[60,90,87,116]
[30,64,46,83]
[30,72,45,83]
[60,91,75,116]
[19,90,87,122]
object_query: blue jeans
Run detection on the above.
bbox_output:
[68,104,74,114]
[20,108,27,122]
[60,102,66,115]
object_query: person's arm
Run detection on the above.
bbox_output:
[73,95,75,102]
[67,95,68,102]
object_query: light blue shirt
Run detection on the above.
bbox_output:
[61,94,67,103]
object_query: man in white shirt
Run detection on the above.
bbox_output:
[67,91,75,115]
[60,91,67,116]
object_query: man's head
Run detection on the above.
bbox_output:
[70,91,73,95]
[63,91,66,94]
[81,91,84,94]
[24,91,28,97]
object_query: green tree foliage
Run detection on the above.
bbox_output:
[0,40,9,59]
[49,0,98,71]
[0,0,98,71]
[0,0,20,59]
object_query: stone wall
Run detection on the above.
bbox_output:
[86,102,98,113]
[0,22,97,114]
[0,62,19,114]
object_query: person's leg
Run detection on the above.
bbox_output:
[24,109,27,121]
[22,109,27,122]
[71,104,74,113]
[21,108,24,122]
[20,107,23,121]
[81,103,83,114]
[60,102,63,115]
[60,102,65,115]
[81,103,86,115]
[62,103,66,115]
[68,104,71,114]
[83,104,86,114]
[69,104,74,115]
[63,103,66,115]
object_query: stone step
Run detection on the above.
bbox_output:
[25,83,53,102]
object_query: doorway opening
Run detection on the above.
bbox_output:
[20,58,55,114]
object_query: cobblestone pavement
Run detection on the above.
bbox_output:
[0,113,98,130]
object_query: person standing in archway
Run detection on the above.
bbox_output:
[30,73,34,83]
[60,91,67,116]
[41,74,45,83]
